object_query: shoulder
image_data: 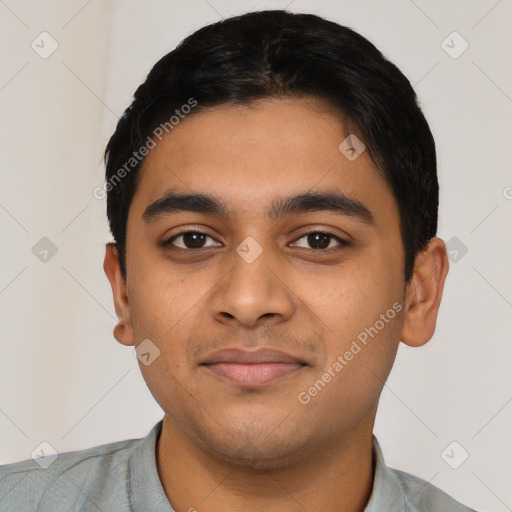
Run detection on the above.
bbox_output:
[369,436,478,512]
[390,467,478,512]
[0,436,139,512]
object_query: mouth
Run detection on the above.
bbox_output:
[200,348,308,387]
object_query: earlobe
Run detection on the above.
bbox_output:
[103,243,135,346]
[401,237,449,348]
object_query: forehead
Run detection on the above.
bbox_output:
[131,98,397,224]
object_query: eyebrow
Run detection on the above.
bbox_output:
[142,190,374,226]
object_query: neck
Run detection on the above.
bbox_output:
[156,415,376,512]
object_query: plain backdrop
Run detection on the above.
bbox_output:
[0,1,511,511]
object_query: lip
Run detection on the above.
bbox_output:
[201,348,307,387]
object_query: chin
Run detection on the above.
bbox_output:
[191,413,314,470]
[209,437,310,471]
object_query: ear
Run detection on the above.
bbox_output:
[103,243,135,346]
[401,237,449,347]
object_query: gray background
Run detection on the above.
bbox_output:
[1,1,510,510]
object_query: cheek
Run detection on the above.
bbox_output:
[317,264,395,323]
[305,251,404,364]
[127,265,201,343]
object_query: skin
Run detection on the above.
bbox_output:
[104,98,449,512]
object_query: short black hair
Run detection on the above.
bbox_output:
[104,9,438,282]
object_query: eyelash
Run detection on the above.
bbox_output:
[162,229,350,252]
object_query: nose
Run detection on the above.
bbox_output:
[210,243,295,329]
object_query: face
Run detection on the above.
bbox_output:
[109,98,410,467]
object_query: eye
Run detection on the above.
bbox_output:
[291,231,349,250]
[163,229,349,252]
[164,230,220,250]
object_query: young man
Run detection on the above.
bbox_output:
[0,10,477,512]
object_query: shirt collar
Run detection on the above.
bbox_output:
[364,435,407,511]
[129,419,174,512]
[129,421,406,512]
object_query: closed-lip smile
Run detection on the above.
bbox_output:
[201,348,307,387]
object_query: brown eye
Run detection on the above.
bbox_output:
[165,231,220,250]
[292,232,348,250]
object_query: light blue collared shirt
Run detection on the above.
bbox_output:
[0,419,478,511]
